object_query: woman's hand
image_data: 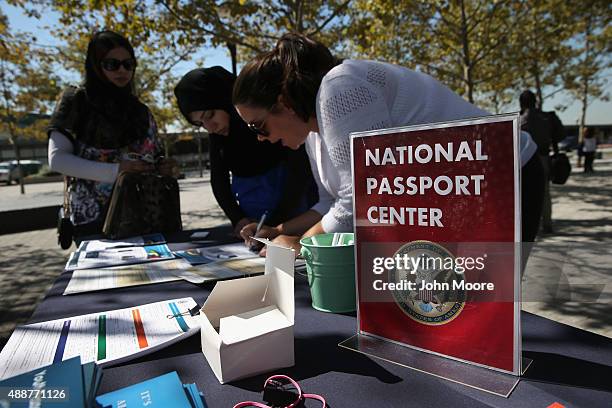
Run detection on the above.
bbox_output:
[257,234,301,257]
[233,217,252,238]
[240,223,280,246]
[157,158,179,177]
[118,159,154,174]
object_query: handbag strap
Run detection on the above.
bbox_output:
[63,176,71,217]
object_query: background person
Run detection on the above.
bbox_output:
[520,89,558,234]
[174,67,317,237]
[582,127,597,173]
[233,33,544,254]
[48,31,174,242]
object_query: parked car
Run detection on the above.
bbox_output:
[0,160,42,185]
[558,135,579,152]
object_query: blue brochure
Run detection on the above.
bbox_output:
[183,383,207,408]
[174,248,216,265]
[0,356,85,407]
[82,361,103,407]
[95,371,193,408]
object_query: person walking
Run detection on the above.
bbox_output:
[582,127,597,173]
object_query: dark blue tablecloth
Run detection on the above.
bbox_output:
[28,227,612,408]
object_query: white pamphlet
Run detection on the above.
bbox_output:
[77,233,166,252]
[65,243,174,271]
[0,298,200,380]
[63,259,192,295]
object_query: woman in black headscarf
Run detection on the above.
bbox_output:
[174,66,317,237]
[48,30,172,241]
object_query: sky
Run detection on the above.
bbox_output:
[4,4,610,126]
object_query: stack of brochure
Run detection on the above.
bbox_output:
[95,371,206,408]
[65,241,174,271]
[0,356,102,408]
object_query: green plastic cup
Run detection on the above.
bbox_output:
[299,233,356,313]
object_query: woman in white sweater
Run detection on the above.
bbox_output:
[233,33,543,252]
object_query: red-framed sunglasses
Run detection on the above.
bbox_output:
[233,375,326,408]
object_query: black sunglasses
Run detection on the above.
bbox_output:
[101,58,137,72]
[247,120,270,137]
[246,104,279,137]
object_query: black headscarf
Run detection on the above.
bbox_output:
[49,31,150,149]
[173,66,288,175]
[174,66,236,125]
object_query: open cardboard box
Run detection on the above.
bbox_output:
[198,238,295,383]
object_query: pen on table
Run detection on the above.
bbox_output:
[250,211,268,251]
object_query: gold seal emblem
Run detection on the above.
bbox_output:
[389,241,466,325]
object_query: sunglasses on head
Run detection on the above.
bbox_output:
[101,58,137,72]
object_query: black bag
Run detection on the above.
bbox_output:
[103,172,182,239]
[550,153,571,185]
[545,111,566,144]
[57,177,74,249]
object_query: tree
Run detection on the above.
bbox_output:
[158,0,352,65]
[349,0,523,110]
[347,0,422,67]
[561,0,611,135]
[13,0,205,133]
[0,9,61,194]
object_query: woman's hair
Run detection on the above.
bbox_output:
[233,33,340,122]
[85,30,137,94]
[582,127,594,138]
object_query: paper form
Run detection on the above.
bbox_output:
[63,259,192,295]
[0,298,199,380]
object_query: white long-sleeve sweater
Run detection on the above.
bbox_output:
[307,59,537,233]
[48,130,120,183]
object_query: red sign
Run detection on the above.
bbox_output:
[351,115,522,374]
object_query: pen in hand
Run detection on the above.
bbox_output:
[249,211,268,252]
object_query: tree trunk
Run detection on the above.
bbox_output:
[227,42,237,75]
[579,16,592,142]
[533,65,543,110]
[0,61,25,194]
[198,134,203,178]
[459,0,474,103]
[9,136,25,194]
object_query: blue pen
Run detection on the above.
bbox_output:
[250,211,268,252]
[255,211,268,237]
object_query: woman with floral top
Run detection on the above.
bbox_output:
[48,31,173,242]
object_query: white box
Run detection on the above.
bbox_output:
[198,239,295,383]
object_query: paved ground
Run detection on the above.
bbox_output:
[0,154,611,350]
[522,153,612,336]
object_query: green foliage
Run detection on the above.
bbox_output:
[4,0,611,134]
[39,0,204,132]
[349,0,521,108]
[560,0,611,128]
[0,8,61,141]
[346,0,610,117]
[158,0,352,63]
